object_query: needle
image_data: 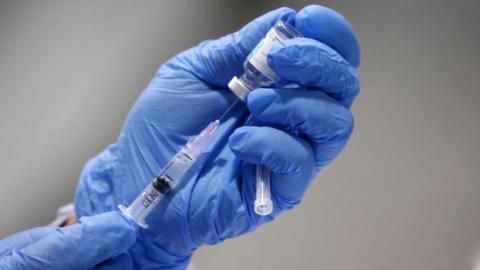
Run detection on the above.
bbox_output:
[218,98,241,122]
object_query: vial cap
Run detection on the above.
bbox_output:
[228,76,250,102]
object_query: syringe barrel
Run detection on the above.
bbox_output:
[119,120,220,229]
[119,151,194,229]
[119,182,164,228]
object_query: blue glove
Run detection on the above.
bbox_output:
[0,211,137,270]
[74,5,360,269]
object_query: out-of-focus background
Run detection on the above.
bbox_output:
[1,1,479,269]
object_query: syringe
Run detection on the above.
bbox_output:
[119,120,220,228]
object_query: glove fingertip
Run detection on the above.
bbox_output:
[267,41,295,76]
[106,211,139,245]
[269,6,297,24]
[228,127,250,152]
[228,127,265,165]
[296,5,361,67]
[246,88,277,117]
[117,210,140,231]
[77,211,138,256]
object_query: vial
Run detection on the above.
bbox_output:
[228,20,302,101]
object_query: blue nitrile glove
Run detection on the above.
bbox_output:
[0,211,137,270]
[74,5,360,269]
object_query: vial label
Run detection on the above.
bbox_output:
[247,27,284,81]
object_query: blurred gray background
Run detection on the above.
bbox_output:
[1,1,479,269]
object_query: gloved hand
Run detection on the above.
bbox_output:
[0,211,137,270]
[74,5,360,269]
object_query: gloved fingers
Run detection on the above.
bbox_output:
[228,126,314,176]
[0,211,137,270]
[247,88,354,145]
[228,126,316,211]
[0,227,56,256]
[268,38,359,107]
[295,5,360,67]
[183,7,296,87]
[91,253,133,270]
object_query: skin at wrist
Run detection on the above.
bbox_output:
[63,214,77,226]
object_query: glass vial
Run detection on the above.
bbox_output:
[228,20,302,101]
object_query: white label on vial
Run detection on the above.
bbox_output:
[247,28,283,81]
